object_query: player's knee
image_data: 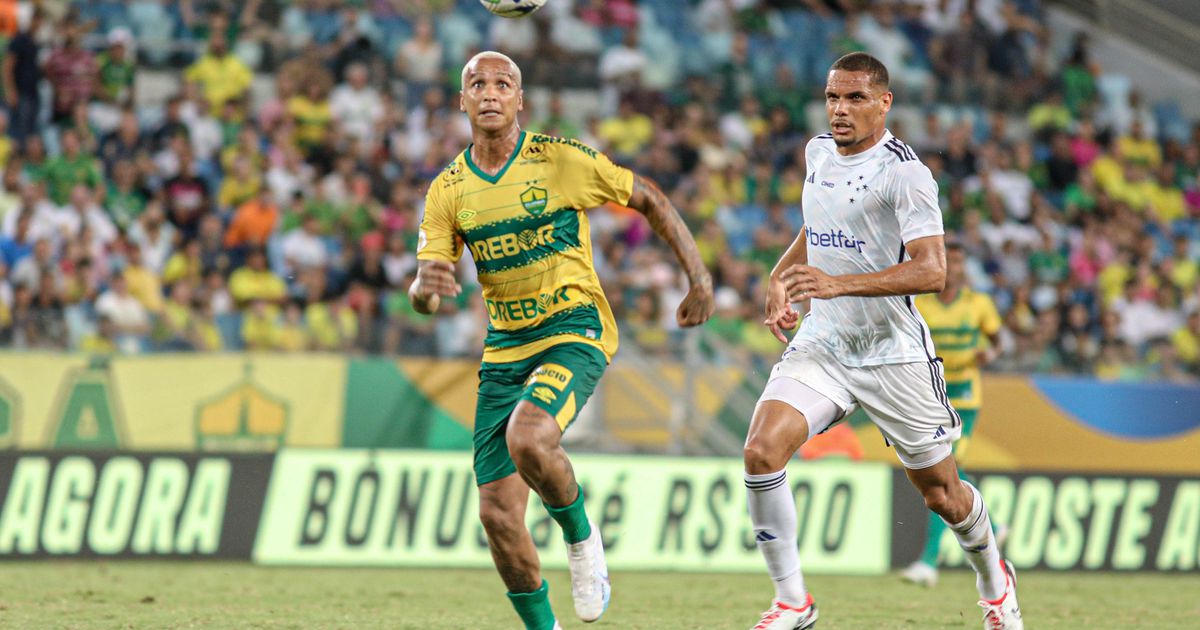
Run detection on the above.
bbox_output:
[478,496,520,537]
[743,438,783,475]
[921,485,954,517]
[506,405,556,469]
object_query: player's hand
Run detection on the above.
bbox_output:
[676,275,715,327]
[780,264,841,302]
[410,260,461,313]
[763,276,799,343]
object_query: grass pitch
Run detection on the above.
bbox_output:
[0,563,1196,629]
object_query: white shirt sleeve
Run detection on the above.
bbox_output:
[889,160,944,244]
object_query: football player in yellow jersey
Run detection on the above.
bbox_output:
[410,52,714,630]
[901,242,1006,587]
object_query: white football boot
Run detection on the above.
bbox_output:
[566,520,610,622]
[979,560,1023,630]
[750,593,819,630]
[899,560,938,587]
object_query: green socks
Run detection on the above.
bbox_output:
[507,579,556,630]
[545,485,592,544]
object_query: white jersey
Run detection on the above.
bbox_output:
[790,130,943,367]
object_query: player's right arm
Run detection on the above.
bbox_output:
[411,178,463,315]
[763,225,808,343]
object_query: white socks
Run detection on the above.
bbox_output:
[745,470,807,606]
[949,481,1006,601]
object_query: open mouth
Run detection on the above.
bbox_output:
[832,121,853,134]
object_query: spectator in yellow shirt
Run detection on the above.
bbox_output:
[1165,234,1198,291]
[162,239,204,288]
[1026,91,1073,134]
[80,315,119,354]
[307,298,358,351]
[1117,120,1162,168]
[286,81,332,156]
[242,299,282,350]
[191,302,224,351]
[277,301,310,352]
[597,99,653,161]
[228,248,285,307]
[1147,163,1186,224]
[156,281,194,348]
[1172,311,1200,371]
[184,33,252,113]
[123,246,164,314]
[217,155,262,211]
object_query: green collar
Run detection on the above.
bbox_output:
[464,130,526,184]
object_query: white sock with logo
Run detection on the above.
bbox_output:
[745,469,808,607]
[949,481,1006,601]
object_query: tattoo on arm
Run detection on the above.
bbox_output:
[629,175,710,286]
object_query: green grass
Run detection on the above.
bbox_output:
[0,563,1197,629]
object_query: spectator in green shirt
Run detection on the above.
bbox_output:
[105,159,148,229]
[42,129,102,205]
[97,29,136,106]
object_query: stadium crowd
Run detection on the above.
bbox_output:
[0,0,1197,382]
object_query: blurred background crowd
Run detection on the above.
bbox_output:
[0,0,1197,383]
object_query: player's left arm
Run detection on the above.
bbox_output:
[781,160,946,300]
[976,293,1004,365]
[556,140,713,326]
[626,174,714,326]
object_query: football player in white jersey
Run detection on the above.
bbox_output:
[743,53,1022,630]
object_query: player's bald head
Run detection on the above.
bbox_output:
[461,51,523,89]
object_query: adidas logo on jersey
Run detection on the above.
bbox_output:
[807,228,867,253]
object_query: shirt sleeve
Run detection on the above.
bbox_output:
[416,180,463,263]
[554,141,634,209]
[977,293,1003,337]
[890,161,944,244]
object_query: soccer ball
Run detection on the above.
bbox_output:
[480,0,547,18]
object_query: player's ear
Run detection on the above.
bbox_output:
[881,90,893,114]
[517,89,524,112]
[459,91,466,113]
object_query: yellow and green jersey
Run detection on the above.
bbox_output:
[915,288,1001,410]
[417,131,634,364]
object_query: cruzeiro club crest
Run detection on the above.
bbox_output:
[520,186,548,216]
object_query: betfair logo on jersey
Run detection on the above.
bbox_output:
[485,287,572,322]
[520,187,549,216]
[468,223,556,262]
[807,228,866,253]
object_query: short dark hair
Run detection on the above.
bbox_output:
[830,52,889,89]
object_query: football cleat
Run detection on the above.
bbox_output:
[899,560,938,588]
[979,560,1023,630]
[751,593,819,630]
[567,520,610,622]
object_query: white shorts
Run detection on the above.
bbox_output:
[757,342,961,470]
